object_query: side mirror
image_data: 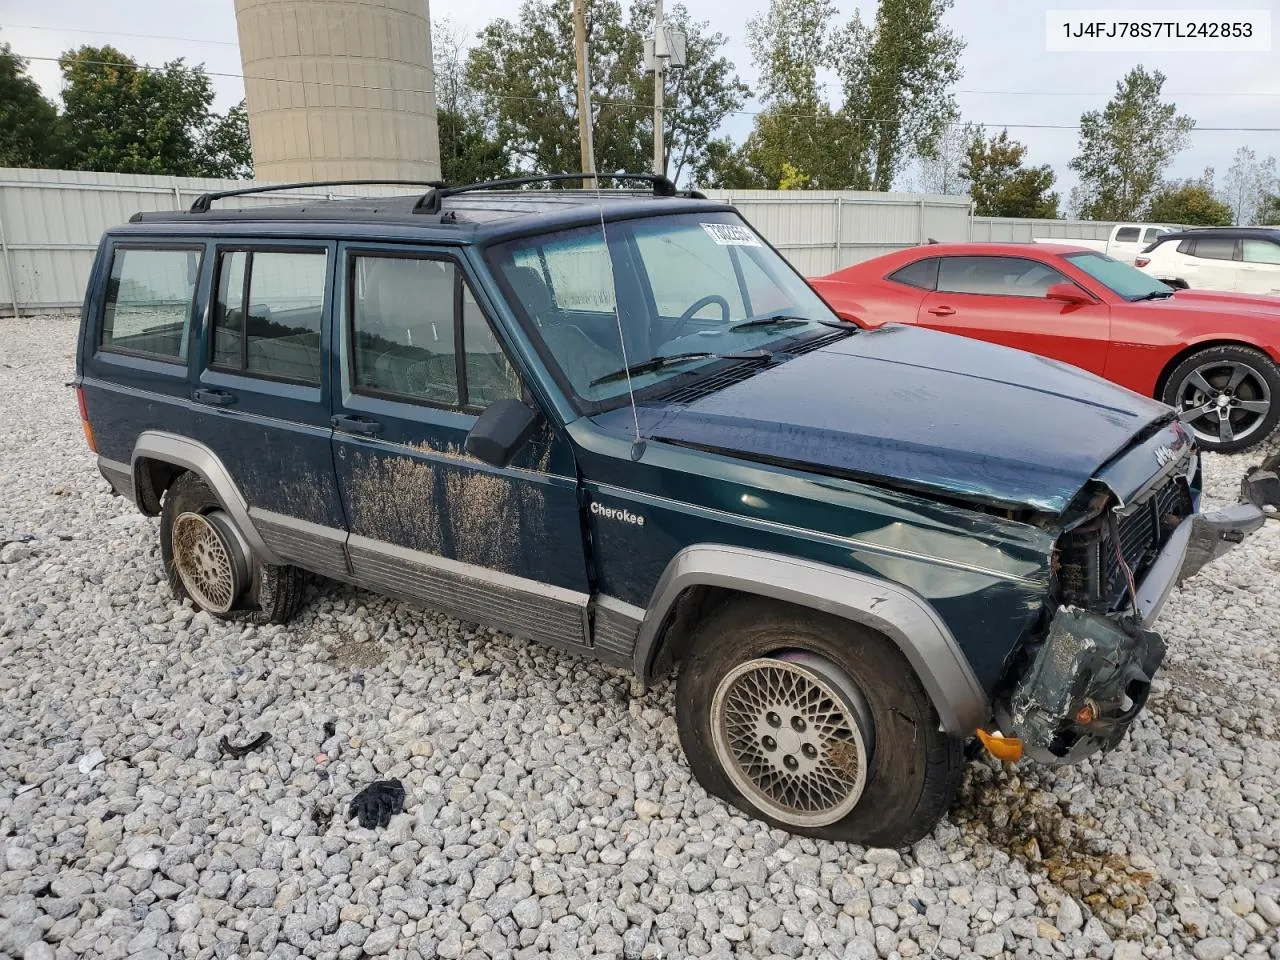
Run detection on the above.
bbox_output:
[1045,282,1092,306]
[465,399,540,467]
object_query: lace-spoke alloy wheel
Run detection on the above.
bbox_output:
[710,653,871,828]
[170,510,243,613]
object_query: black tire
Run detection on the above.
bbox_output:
[1160,345,1280,454]
[675,596,963,848]
[160,472,306,624]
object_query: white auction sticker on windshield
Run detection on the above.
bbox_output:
[700,222,763,246]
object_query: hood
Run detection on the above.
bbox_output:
[1146,289,1280,318]
[603,325,1173,514]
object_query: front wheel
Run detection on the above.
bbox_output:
[1161,345,1280,453]
[675,597,963,847]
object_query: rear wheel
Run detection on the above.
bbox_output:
[160,472,305,624]
[1162,346,1280,453]
[675,597,963,847]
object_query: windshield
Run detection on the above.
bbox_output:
[1064,251,1174,300]
[486,212,842,407]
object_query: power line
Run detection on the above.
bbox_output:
[14,51,1280,134]
[6,21,1279,100]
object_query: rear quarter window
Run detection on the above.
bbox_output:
[100,246,202,361]
[887,258,939,291]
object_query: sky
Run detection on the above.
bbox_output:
[3,0,1279,198]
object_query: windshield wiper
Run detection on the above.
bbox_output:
[1132,290,1175,301]
[727,313,814,333]
[589,350,768,388]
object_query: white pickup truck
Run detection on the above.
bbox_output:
[1033,223,1178,263]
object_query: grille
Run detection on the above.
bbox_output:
[1060,474,1192,611]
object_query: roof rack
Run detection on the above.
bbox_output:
[412,173,705,215]
[187,179,447,214]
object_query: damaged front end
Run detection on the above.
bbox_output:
[994,428,1265,765]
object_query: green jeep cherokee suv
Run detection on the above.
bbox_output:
[75,175,1263,846]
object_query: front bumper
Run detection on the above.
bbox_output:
[1002,502,1264,765]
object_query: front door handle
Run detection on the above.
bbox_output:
[331,414,382,436]
[927,305,956,317]
[193,388,236,406]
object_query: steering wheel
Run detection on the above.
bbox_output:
[669,294,731,340]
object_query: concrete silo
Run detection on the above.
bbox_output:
[234,0,440,182]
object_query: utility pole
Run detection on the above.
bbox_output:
[652,0,665,177]
[572,0,597,188]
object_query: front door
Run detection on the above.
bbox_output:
[918,255,1112,374]
[328,243,593,650]
[186,239,350,581]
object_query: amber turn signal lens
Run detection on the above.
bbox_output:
[976,728,1023,763]
[1074,703,1096,725]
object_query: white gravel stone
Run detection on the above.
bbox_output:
[3,315,1280,960]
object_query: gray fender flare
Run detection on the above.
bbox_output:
[631,544,989,735]
[131,431,281,565]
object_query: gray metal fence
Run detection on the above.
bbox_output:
[0,168,1144,315]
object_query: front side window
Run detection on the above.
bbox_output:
[349,254,519,409]
[487,213,841,407]
[101,246,201,360]
[936,256,1067,297]
[213,248,326,383]
[1192,237,1237,261]
[1242,239,1280,264]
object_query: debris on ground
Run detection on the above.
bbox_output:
[347,779,406,829]
[217,731,272,759]
[1240,454,1280,513]
[76,749,105,773]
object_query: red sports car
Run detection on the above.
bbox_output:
[810,242,1280,453]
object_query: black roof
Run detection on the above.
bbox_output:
[1156,226,1280,242]
[123,174,730,243]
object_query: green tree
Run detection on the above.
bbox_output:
[835,0,965,191]
[1068,65,1195,221]
[201,101,253,179]
[688,136,766,188]
[1147,172,1233,226]
[739,0,852,188]
[465,0,746,181]
[434,19,509,184]
[961,127,1059,217]
[0,40,64,167]
[58,45,225,176]
[1256,192,1280,225]
[1220,146,1277,226]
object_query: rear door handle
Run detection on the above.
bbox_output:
[331,414,382,436]
[193,388,236,406]
[927,305,956,317]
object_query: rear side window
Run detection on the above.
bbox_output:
[101,246,201,360]
[888,258,939,291]
[1191,237,1237,261]
[1115,227,1140,242]
[349,254,519,410]
[213,249,327,384]
[937,256,1068,297]
[1242,239,1280,264]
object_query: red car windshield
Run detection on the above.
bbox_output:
[1064,251,1174,300]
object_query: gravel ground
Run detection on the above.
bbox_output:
[2,313,1279,960]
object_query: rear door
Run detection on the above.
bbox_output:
[328,243,593,650]
[917,255,1112,374]
[1239,238,1280,295]
[184,239,350,581]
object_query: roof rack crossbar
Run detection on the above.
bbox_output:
[188,179,448,214]
[413,173,703,215]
